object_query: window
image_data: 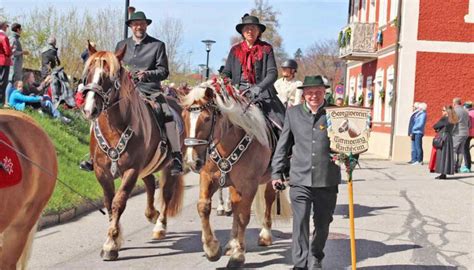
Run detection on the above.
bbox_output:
[349,77,356,106]
[369,0,376,23]
[379,0,388,26]
[390,0,399,21]
[353,0,360,23]
[466,0,474,23]
[365,76,373,107]
[373,69,384,122]
[384,66,394,122]
[361,0,367,23]
[357,74,364,106]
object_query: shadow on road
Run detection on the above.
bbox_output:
[358,265,458,269]
[334,204,398,219]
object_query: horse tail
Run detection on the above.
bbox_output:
[159,166,184,217]
[16,222,38,270]
[253,183,292,226]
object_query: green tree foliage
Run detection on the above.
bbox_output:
[8,6,122,79]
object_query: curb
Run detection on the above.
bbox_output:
[38,184,148,230]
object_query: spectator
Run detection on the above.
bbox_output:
[217,65,225,75]
[335,97,344,107]
[407,102,421,163]
[9,80,70,124]
[41,36,60,79]
[0,20,12,106]
[452,97,470,173]
[433,105,458,180]
[461,101,473,173]
[411,102,427,165]
[22,72,51,96]
[9,23,29,83]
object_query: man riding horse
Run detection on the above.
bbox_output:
[80,11,183,175]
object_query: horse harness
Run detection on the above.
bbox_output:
[93,120,133,177]
[184,102,253,187]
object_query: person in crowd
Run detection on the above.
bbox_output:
[274,59,303,107]
[8,79,70,124]
[41,36,61,79]
[9,23,29,84]
[452,97,470,173]
[335,97,344,107]
[80,11,183,175]
[221,13,286,132]
[410,102,427,165]
[22,71,51,96]
[461,101,473,173]
[271,75,341,270]
[0,20,12,106]
[433,105,458,180]
[407,102,421,163]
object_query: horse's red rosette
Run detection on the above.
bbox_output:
[0,131,22,188]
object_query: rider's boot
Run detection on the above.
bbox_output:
[165,121,184,176]
[80,159,94,172]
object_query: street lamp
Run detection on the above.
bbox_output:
[198,64,206,82]
[201,39,216,80]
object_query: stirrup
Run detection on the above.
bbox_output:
[170,152,184,176]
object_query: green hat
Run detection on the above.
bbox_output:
[236,14,266,34]
[298,75,330,89]
[126,11,152,26]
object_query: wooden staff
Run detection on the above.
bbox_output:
[347,153,356,270]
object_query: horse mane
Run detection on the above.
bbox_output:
[183,79,269,148]
[83,51,121,81]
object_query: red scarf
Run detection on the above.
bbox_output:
[233,40,271,84]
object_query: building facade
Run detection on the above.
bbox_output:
[340,0,474,161]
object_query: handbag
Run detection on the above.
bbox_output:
[432,131,446,149]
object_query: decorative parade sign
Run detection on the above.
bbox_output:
[325,106,371,270]
[326,106,371,154]
[0,131,23,189]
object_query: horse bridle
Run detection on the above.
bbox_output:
[82,72,122,112]
[184,101,219,150]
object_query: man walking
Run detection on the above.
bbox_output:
[271,75,341,270]
[0,20,12,106]
[9,23,29,83]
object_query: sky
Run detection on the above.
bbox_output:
[2,0,348,73]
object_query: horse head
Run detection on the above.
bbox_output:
[182,84,219,173]
[81,42,126,120]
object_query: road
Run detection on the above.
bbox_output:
[29,159,473,269]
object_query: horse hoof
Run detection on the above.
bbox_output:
[152,230,166,240]
[146,211,159,224]
[227,253,245,268]
[100,249,119,261]
[205,245,222,262]
[216,210,225,216]
[258,237,272,246]
[225,210,233,216]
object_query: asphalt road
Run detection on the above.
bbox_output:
[28,159,473,269]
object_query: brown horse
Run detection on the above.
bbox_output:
[81,45,184,261]
[182,79,291,268]
[0,110,57,270]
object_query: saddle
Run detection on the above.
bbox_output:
[141,95,184,136]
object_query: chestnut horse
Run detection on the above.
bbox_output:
[81,45,184,260]
[182,79,291,268]
[0,110,57,270]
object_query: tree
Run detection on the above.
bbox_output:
[298,39,343,85]
[152,16,184,76]
[8,6,122,79]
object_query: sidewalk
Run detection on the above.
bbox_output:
[329,158,474,269]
